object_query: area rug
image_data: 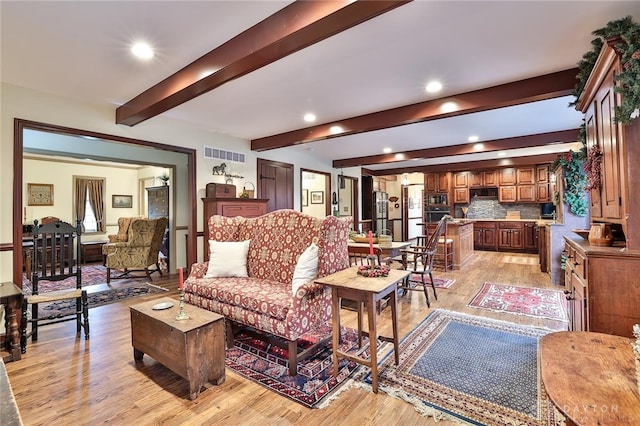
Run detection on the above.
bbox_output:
[22,264,108,295]
[409,276,456,289]
[469,283,568,322]
[357,309,559,425]
[38,282,167,316]
[225,324,381,409]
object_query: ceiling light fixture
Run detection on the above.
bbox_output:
[383,147,392,154]
[497,152,506,157]
[395,153,405,160]
[402,173,409,186]
[473,143,484,151]
[329,125,344,135]
[440,101,457,113]
[303,113,316,123]
[339,169,346,189]
[468,135,479,142]
[131,42,154,60]
[425,80,443,93]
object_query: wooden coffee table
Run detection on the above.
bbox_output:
[130,297,225,400]
[315,266,410,393]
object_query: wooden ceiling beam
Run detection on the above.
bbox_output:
[369,153,560,175]
[333,129,578,168]
[115,0,410,126]
[251,68,578,151]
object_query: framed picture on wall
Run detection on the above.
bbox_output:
[112,194,133,208]
[27,183,54,206]
[302,189,309,207]
[310,191,324,204]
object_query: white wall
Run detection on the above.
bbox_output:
[0,83,338,281]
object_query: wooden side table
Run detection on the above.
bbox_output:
[0,282,23,362]
[541,331,640,425]
[130,297,225,400]
[315,267,410,393]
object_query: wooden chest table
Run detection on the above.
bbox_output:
[130,297,225,400]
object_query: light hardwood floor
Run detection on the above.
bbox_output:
[5,251,567,426]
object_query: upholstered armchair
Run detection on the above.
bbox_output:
[107,217,134,243]
[102,217,168,283]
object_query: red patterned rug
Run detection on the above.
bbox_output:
[468,282,568,322]
[409,276,456,289]
[22,264,108,295]
[225,324,379,408]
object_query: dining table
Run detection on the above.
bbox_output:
[347,240,412,266]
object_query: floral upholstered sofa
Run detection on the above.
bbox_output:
[184,209,351,375]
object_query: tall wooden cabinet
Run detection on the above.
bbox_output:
[577,39,640,248]
[201,197,268,261]
[147,185,170,268]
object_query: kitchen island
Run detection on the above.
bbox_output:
[420,220,474,270]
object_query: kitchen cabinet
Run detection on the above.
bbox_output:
[577,39,640,249]
[453,172,468,188]
[202,197,268,261]
[469,170,498,187]
[516,167,535,185]
[563,237,640,338]
[499,168,517,185]
[524,222,538,252]
[517,185,536,202]
[498,221,524,250]
[373,177,387,192]
[473,221,497,250]
[536,165,551,202]
[498,186,517,203]
[538,224,548,273]
[453,188,469,204]
[425,172,449,193]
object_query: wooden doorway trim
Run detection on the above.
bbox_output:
[300,168,331,217]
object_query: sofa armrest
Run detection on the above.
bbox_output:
[286,280,332,337]
[187,262,208,279]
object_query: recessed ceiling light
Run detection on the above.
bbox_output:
[131,42,154,60]
[468,135,479,142]
[394,153,405,160]
[440,101,457,113]
[199,70,216,79]
[383,147,392,154]
[425,80,443,93]
[303,113,316,123]
[473,143,484,151]
[329,125,344,135]
[497,152,506,157]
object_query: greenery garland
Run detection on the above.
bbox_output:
[571,16,640,124]
[552,151,588,217]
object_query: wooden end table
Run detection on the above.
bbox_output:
[541,331,640,425]
[1,282,23,362]
[130,297,225,400]
[315,267,410,393]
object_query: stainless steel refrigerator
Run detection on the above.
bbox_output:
[373,191,389,234]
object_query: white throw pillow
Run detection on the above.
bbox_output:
[205,240,251,278]
[291,243,319,296]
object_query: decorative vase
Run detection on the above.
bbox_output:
[588,223,613,246]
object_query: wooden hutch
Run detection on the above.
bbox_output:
[563,39,640,338]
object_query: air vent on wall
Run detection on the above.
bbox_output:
[203,146,245,163]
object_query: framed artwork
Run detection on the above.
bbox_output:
[302,189,309,207]
[27,183,54,206]
[310,191,324,204]
[112,194,133,208]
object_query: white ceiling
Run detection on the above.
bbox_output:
[3,1,640,173]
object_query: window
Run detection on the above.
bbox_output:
[74,176,105,233]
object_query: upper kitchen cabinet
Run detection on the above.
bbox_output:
[469,170,497,188]
[576,39,640,249]
[516,167,535,185]
[425,172,450,194]
[453,172,468,188]
[499,168,517,186]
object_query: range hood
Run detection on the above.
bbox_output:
[470,187,498,198]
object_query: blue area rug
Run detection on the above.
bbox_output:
[358,309,560,425]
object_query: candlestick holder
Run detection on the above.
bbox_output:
[367,255,378,267]
[175,289,189,320]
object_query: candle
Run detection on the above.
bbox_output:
[179,267,184,290]
[367,230,374,255]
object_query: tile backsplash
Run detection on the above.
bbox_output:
[454,199,540,219]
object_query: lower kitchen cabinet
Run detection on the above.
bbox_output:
[563,237,640,338]
[473,222,497,251]
[498,221,524,250]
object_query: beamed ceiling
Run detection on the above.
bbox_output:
[4,1,640,175]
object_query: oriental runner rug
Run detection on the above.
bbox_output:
[468,283,568,322]
[409,276,456,289]
[356,309,561,426]
[225,324,383,409]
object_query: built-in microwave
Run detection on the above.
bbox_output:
[427,194,447,205]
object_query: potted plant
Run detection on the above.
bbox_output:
[158,173,169,186]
